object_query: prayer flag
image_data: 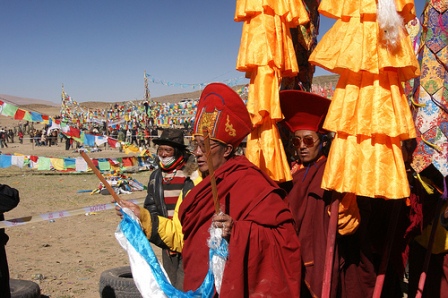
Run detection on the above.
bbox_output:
[1,103,18,117]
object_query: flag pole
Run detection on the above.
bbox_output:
[80,150,122,205]
[203,127,220,214]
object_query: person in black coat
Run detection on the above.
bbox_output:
[0,184,20,298]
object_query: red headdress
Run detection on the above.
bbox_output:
[279,90,331,133]
[193,83,252,147]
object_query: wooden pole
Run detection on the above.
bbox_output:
[321,195,339,298]
[202,127,220,214]
[80,150,122,205]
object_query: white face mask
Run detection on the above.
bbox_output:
[159,156,176,167]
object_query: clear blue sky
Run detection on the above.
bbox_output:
[0,1,425,104]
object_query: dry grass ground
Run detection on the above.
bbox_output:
[1,142,161,298]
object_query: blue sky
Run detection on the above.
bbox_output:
[0,1,425,104]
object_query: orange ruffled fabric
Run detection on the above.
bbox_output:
[309,0,419,199]
[322,132,410,199]
[235,0,309,183]
[318,0,416,22]
[324,69,417,139]
[235,0,309,79]
[309,16,420,81]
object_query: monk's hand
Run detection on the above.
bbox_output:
[212,213,234,238]
[113,199,141,219]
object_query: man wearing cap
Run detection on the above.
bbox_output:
[143,128,198,290]
[280,90,376,298]
[119,83,301,296]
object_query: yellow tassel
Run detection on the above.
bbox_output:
[410,97,426,107]
[415,173,435,195]
[421,135,442,152]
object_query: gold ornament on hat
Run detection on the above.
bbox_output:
[225,115,236,137]
[197,108,220,137]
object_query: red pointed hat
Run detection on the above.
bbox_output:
[193,83,252,147]
[279,90,331,133]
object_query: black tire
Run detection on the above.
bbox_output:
[99,266,142,298]
[10,279,41,298]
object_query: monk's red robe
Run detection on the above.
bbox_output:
[287,157,377,297]
[179,155,301,297]
[287,157,338,297]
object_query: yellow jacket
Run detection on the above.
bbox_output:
[139,171,202,253]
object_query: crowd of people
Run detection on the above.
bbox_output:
[1,87,446,297]
[112,83,448,297]
[0,119,195,152]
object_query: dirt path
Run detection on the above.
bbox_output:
[1,143,161,297]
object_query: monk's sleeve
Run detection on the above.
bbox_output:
[336,192,360,236]
[157,193,184,253]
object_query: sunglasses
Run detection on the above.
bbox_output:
[291,135,319,147]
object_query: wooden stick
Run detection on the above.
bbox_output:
[80,151,122,205]
[202,128,220,214]
[321,195,339,298]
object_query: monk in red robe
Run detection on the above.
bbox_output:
[279,90,374,298]
[119,83,302,297]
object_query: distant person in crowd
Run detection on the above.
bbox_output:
[0,129,8,148]
[63,135,71,151]
[117,129,125,142]
[137,129,145,148]
[40,131,46,146]
[4,128,10,143]
[34,130,41,146]
[144,128,150,147]
[29,129,34,144]
[110,129,118,140]
[18,131,23,144]
[52,130,58,146]
[126,129,132,143]
[150,127,158,147]
[47,129,58,147]
[0,184,20,298]
[23,121,29,134]
[7,129,14,143]
[59,131,64,144]
[142,128,197,290]
[131,127,138,146]
[117,83,302,296]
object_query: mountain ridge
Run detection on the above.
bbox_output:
[0,74,339,108]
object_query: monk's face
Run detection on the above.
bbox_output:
[191,136,231,175]
[292,130,323,165]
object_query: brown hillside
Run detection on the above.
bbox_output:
[0,74,339,129]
